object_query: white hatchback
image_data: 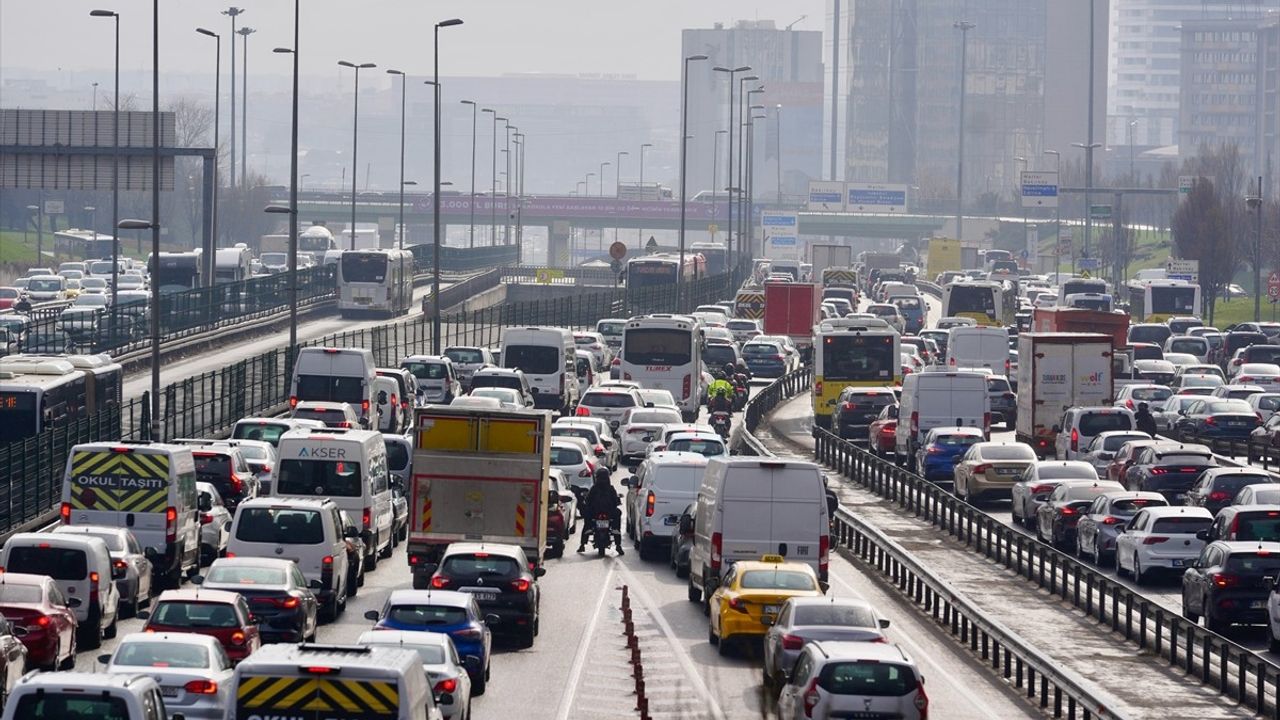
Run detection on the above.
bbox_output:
[1114,505,1214,584]
[618,407,684,459]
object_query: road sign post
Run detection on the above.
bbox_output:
[1268,271,1280,300]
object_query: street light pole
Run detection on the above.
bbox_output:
[505,122,515,245]
[514,132,525,262]
[1044,149,1063,269]
[488,111,504,247]
[599,162,610,197]
[338,60,376,250]
[639,141,653,244]
[737,75,760,265]
[432,17,463,354]
[614,150,628,243]
[264,0,299,356]
[713,65,751,275]
[196,27,221,286]
[1128,119,1138,182]
[775,104,783,204]
[236,25,255,188]
[1249,177,1264,322]
[712,129,727,210]
[743,90,764,258]
[90,9,120,307]
[222,6,243,190]
[387,69,408,250]
[461,100,478,248]
[954,20,974,242]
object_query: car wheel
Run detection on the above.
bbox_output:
[707,621,719,647]
[103,614,117,640]
[687,578,701,604]
[337,582,348,615]
[472,672,487,696]
[79,613,102,651]
[1133,555,1147,586]
[379,533,394,559]
[1206,606,1228,634]
[57,640,76,671]
[1269,621,1280,654]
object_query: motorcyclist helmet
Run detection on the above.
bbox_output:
[593,466,611,487]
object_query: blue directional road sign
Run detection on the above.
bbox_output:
[1020,171,1059,209]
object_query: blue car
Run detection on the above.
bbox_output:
[365,589,493,694]
[741,340,788,378]
[1173,398,1260,441]
[914,426,985,487]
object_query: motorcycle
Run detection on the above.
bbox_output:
[591,512,614,557]
[732,380,748,411]
[710,410,732,440]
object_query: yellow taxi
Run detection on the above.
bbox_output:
[708,555,824,655]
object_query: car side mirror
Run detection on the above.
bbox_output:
[1196,530,1211,541]
[533,567,547,578]
[484,613,501,626]
[144,547,160,561]
[878,618,891,629]
[10,626,26,638]
[191,575,204,586]
[1051,425,1061,434]
[343,526,360,540]
[679,516,694,534]
[1266,576,1276,591]
[819,581,830,594]
[761,615,776,626]
[559,493,575,503]
[134,610,148,620]
[363,610,380,622]
[66,597,83,609]
[309,579,324,590]
[462,655,482,672]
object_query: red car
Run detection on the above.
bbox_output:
[1106,439,1159,484]
[868,404,899,457]
[0,288,19,311]
[0,572,77,670]
[141,588,261,663]
[545,470,575,558]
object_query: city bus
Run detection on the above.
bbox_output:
[337,248,415,317]
[1127,279,1201,322]
[618,313,705,422]
[0,358,88,443]
[688,242,728,276]
[812,320,901,428]
[941,279,1018,327]
[626,253,705,291]
[149,250,203,294]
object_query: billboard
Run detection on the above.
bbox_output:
[846,183,908,213]
[0,109,177,191]
[1020,171,1059,209]
[762,212,799,260]
[807,181,845,211]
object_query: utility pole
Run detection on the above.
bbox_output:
[222,7,243,190]
[954,20,974,242]
[237,25,255,188]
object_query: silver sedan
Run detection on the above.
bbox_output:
[762,596,890,689]
[99,633,234,720]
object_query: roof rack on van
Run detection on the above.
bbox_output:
[302,427,352,435]
[295,644,373,655]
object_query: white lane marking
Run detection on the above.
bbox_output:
[553,562,616,720]
[828,570,1017,718]
[614,561,729,720]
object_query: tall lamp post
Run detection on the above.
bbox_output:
[1043,149,1062,269]
[639,141,654,244]
[736,76,761,265]
[1248,177,1264,322]
[953,20,974,241]
[742,89,764,257]
[713,65,751,274]
[749,111,767,258]
[1073,140,1103,260]
[775,104,783,204]
[613,150,628,243]
[599,162,611,197]
[514,132,526,261]
[387,69,409,252]
[338,60,375,250]
[266,0,300,355]
[461,100,479,248]
[431,17,463,354]
[1128,119,1138,182]
[222,6,243,190]
[504,122,516,245]
[487,111,504,247]
[712,129,727,208]
[90,8,120,307]
[236,25,255,188]
[196,27,221,286]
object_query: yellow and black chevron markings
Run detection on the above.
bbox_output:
[236,675,399,718]
[67,451,169,513]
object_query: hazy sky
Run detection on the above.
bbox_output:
[1,1,827,85]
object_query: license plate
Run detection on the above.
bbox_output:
[1253,600,1267,609]
[461,588,498,601]
[997,467,1019,475]
[1171,559,1185,568]
[595,519,611,529]
[160,687,180,698]
[764,604,780,615]
[663,516,678,526]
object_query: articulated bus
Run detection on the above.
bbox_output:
[338,249,415,317]
[1127,279,1201,322]
[812,320,901,428]
[941,279,1018,327]
[626,253,705,290]
[618,314,705,422]
[0,359,89,443]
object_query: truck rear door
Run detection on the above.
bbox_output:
[235,672,400,720]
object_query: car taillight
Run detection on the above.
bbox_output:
[229,473,243,495]
[972,464,991,474]
[1205,417,1217,426]
[289,395,298,408]
[727,597,748,613]
[431,576,451,589]
[645,491,655,517]
[1126,399,1135,409]
[279,596,300,609]
[819,534,829,578]
[915,682,929,719]
[1070,428,1078,451]
[1030,484,1054,495]
[184,680,218,695]
[434,678,458,695]
[1142,536,1169,545]
[682,374,691,400]
[230,630,246,646]
[113,559,127,570]
[510,578,531,592]
[782,634,805,650]
[361,399,371,416]
[165,506,177,544]
[1149,468,1168,475]
[260,464,272,475]
[1060,507,1077,516]
[579,468,593,478]
[1208,490,1230,502]
[814,380,823,396]
[1213,573,1239,588]
[321,555,334,583]
[842,402,855,411]
[401,397,409,410]
[711,531,722,572]
[59,502,70,524]
[456,626,484,641]
[910,411,919,434]
[594,444,605,455]
[34,615,50,628]
[612,357,621,366]
[1100,516,1123,525]
[363,508,372,529]
[802,677,821,718]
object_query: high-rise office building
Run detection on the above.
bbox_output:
[681,21,825,203]
[1108,0,1205,147]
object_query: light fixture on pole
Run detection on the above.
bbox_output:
[736,75,760,267]
[431,17,463,355]
[117,219,156,438]
[90,8,121,308]
[953,20,974,242]
[503,122,516,245]
[615,151,629,198]
[461,100,478,248]
[338,60,376,251]
[712,129,727,208]
[196,26,221,286]
[486,110,504,246]
[599,162,610,198]
[269,1,299,357]
[221,6,243,190]
[1043,150,1062,269]
[713,64,751,275]
[1128,119,1138,181]
[743,91,764,258]
[235,25,255,188]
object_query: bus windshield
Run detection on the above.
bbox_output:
[628,261,677,288]
[1151,286,1199,315]
[946,284,997,316]
[623,329,693,366]
[822,335,897,382]
[0,391,38,442]
[341,253,389,283]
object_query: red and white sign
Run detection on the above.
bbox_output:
[1268,271,1280,300]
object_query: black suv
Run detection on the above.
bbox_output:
[830,387,897,442]
[429,543,544,648]
[1182,540,1280,634]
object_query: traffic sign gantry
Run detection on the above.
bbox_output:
[1268,271,1280,300]
[609,241,627,261]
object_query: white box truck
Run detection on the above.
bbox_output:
[1015,332,1114,457]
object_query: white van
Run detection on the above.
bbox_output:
[500,327,580,412]
[59,442,201,590]
[3,673,168,720]
[946,326,1011,375]
[626,452,709,560]
[228,643,442,720]
[895,369,991,468]
[230,417,326,447]
[290,347,378,429]
[272,427,394,569]
[0,533,120,649]
[226,497,352,620]
[687,458,829,606]
[374,375,404,433]
[401,355,462,405]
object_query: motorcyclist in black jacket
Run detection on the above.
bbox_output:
[1134,402,1158,437]
[578,466,625,555]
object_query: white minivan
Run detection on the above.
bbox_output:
[290,347,379,430]
[687,458,830,607]
[626,451,709,560]
[895,369,991,469]
[271,427,395,570]
[946,326,1011,375]
[500,327,580,412]
[0,533,121,650]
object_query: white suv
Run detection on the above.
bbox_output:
[2,672,169,720]
[777,641,927,720]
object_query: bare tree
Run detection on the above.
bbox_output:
[1172,177,1238,325]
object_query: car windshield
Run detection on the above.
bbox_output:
[384,440,410,472]
[1225,553,1280,573]
[582,393,636,408]
[113,641,210,669]
[27,278,61,291]
[403,361,448,380]
[386,604,468,627]
[14,695,130,720]
[820,662,918,696]
[738,569,816,590]
[1234,514,1280,541]
[793,604,877,627]
[549,446,583,465]
[667,437,725,455]
[980,445,1036,461]
[1210,475,1274,495]
[205,565,287,586]
[742,343,781,356]
[1111,497,1165,514]
[1103,435,1148,452]
[70,530,124,551]
[5,546,86,580]
[233,422,289,445]
[1155,453,1212,465]
[151,601,240,628]
[366,641,447,665]
[444,348,483,364]
[597,321,624,336]
[622,329,693,366]
[1130,387,1172,402]
[440,554,521,577]
[0,585,42,603]
[503,345,561,375]
[1206,400,1254,413]
[932,434,981,447]
[235,508,324,545]
[630,411,682,424]
[276,459,363,497]
[1037,464,1097,480]
[1151,516,1213,533]
[553,427,597,442]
